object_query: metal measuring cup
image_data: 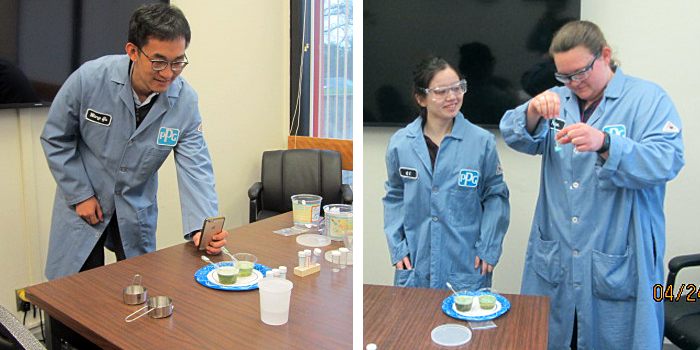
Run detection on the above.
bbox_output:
[124,296,174,322]
[123,274,148,305]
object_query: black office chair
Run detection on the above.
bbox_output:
[664,253,700,349]
[0,305,45,350]
[248,149,352,223]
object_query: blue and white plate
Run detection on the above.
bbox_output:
[441,291,511,321]
[194,262,271,291]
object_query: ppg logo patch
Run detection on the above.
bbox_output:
[458,169,479,187]
[603,125,626,137]
[157,127,180,146]
[85,109,112,126]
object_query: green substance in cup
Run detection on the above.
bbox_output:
[479,295,497,310]
[454,295,473,312]
[237,261,255,277]
[217,266,239,285]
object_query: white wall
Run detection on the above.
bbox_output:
[0,0,289,324]
[364,0,700,295]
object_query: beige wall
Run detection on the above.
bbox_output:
[0,1,290,325]
[364,0,700,296]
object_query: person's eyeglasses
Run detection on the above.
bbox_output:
[423,79,467,100]
[138,47,189,71]
[554,52,601,84]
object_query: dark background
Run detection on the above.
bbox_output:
[0,0,166,109]
[363,0,580,128]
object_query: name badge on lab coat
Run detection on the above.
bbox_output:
[85,109,112,126]
[399,167,418,180]
[157,127,180,146]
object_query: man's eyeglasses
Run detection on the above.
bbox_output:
[554,52,600,84]
[138,48,189,71]
[423,79,468,100]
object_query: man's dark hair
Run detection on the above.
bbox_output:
[128,3,191,48]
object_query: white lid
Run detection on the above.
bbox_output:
[431,324,472,347]
[314,248,322,255]
[366,344,377,350]
[298,251,305,257]
[304,249,312,254]
[279,266,287,272]
[332,250,341,256]
[265,271,274,278]
[339,247,349,253]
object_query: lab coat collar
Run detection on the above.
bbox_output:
[405,113,469,176]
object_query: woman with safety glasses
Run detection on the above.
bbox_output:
[500,21,684,350]
[383,56,510,292]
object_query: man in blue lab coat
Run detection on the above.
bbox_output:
[40,3,227,280]
[500,21,684,349]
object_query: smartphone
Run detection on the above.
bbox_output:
[198,216,225,251]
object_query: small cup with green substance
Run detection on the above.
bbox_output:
[232,253,258,277]
[478,294,497,310]
[216,265,239,285]
[454,295,474,312]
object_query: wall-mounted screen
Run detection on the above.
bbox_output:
[0,0,166,109]
[364,0,580,127]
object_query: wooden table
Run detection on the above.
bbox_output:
[26,213,352,350]
[363,284,549,349]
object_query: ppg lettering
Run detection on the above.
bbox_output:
[603,125,626,137]
[157,127,180,146]
[459,170,479,187]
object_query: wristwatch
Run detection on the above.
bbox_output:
[597,132,611,154]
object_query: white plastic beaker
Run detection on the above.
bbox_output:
[258,277,294,326]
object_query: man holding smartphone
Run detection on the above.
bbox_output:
[40,3,226,280]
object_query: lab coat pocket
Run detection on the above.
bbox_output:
[140,146,172,177]
[447,272,490,291]
[591,248,637,300]
[394,269,418,287]
[532,232,562,286]
[448,187,479,228]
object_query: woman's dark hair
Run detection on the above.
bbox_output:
[128,3,191,48]
[412,56,459,119]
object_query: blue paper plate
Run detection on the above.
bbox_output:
[194,262,271,291]
[441,291,510,321]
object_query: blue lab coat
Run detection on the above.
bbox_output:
[383,113,510,291]
[40,55,218,280]
[500,69,684,350]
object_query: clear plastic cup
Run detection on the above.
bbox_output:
[232,253,257,277]
[216,265,239,285]
[258,277,294,326]
[323,204,353,241]
[291,194,323,228]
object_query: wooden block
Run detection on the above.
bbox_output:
[293,263,321,277]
